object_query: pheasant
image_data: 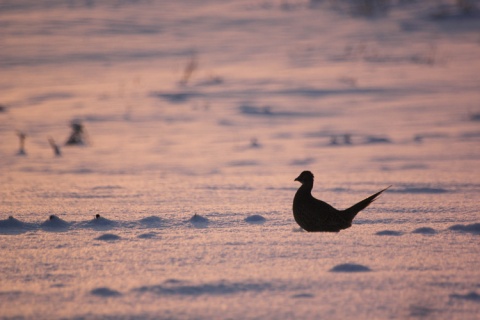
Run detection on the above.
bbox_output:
[293,171,389,232]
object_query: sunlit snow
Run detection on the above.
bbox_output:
[1,0,479,319]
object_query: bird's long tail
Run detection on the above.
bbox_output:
[343,186,391,222]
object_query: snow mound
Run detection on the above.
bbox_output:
[134,280,272,296]
[95,233,121,241]
[449,291,480,302]
[239,105,274,116]
[40,215,70,231]
[469,113,480,122]
[188,214,209,228]
[90,287,122,297]
[244,215,266,224]
[409,305,436,317]
[81,214,116,230]
[364,136,392,144]
[448,223,480,235]
[330,263,371,273]
[152,91,199,103]
[291,293,315,299]
[0,216,24,228]
[137,232,158,239]
[0,216,33,234]
[138,216,163,227]
[412,227,437,234]
[238,104,317,118]
[375,230,403,236]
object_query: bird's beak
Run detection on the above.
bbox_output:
[294,176,300,182]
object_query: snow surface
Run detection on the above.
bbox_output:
[0,0,479,319]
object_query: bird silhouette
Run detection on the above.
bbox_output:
[293,171,389,232]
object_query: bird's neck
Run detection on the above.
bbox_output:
[300,181,314,194]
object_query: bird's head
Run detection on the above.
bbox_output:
[294,171,314,184]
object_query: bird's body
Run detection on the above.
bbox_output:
[293,171,389,232]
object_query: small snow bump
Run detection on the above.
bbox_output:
[0,216,34,234]
[412,227,437,235]
[0,216,29,231]
[245,215,266,224]
[189,214,209,223]
[95,233,121,241]
[469,113,480,122]
[376,230,403,236]
[137,232,158,239]
[90,287,122,297]
[409,305,436,317]
[450,291,480,302]
[330,263,371,273]
[364,136,392,144]
[188,214,209,228]
[291,293,315,299]
[40,215,70,231]
[134,280,272,296]
[77,215,116,230]
[239,105,273,116]
[153,91,200,103]
[163,279,185,285]
[448,223,480,235]
[139,216,163,227]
